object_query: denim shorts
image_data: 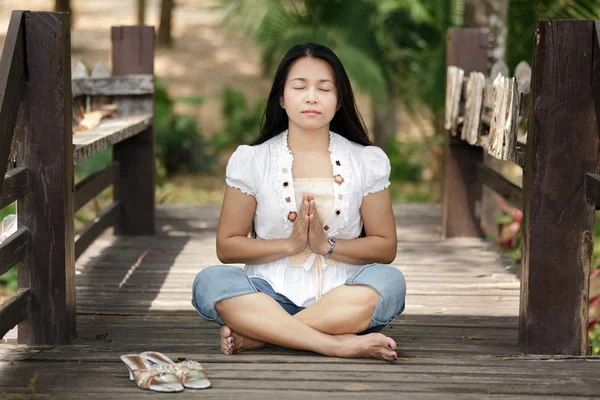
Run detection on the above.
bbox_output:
[191,263,406,335]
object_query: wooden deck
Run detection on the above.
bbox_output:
[1,204,599,399]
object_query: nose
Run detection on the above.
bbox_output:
[305,88,318,104]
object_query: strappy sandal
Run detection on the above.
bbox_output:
[120,354,184,392]
[140,351,211,389]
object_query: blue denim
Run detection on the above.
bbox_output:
[191,264,406,335]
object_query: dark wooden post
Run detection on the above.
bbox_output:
[520,20,597,355]
[442,28,489,237]
[111,26,155,235]
[16,12,75,344]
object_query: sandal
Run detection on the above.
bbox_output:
[140,351,211,389]
[120,354,184,392]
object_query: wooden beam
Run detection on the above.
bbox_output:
[75,202,119,259]
[0,227,29,276]
[520,20,596,355]
[0,167,28,210]
[476,164,522,208]
[442,28,488,238]
[586,173,600,207]
[0,288,31,340]
[16,12,76,345]
[0,11,26,198]
[111,26,155,235]
[71,74,154,97]
[74,163,120,212]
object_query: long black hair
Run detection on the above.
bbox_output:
[252,43,372,146]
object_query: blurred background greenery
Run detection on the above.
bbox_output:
[1,0,600,352]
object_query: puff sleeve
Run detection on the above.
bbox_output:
[225,145,258,197]
[360,146,391,197]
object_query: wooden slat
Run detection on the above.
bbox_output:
[520,20,596,356]
[0,288,31,340]
[0,227,29,276]
[462,72,484,145]
[72,75,153,96]
[488,74,518,162]
[444,66,464,136]
[515,141,526,168]
[0,11,26,198]
[476,164,522,208]
[72,114,152,165]
[74,163,120,212]
[0,167,28,210]
[75,202,120,260]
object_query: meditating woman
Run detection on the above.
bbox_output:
[192,43,406,361]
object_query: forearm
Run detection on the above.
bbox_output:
[325,236,397,265]
[217,236,297,265]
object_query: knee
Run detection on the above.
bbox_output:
[369,264,406,317]
[192,265,240,303]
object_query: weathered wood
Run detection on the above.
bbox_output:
[16,12,76,345]
[0,11,26,198]
[476,164,522,208]
[0,167,28,210]
[442,28,488,238]
[74,163,120,212]
[488,74,519,162]
[586,173,600,207]
[72,60,89,79]
[444,66,465,136]
[462,72,485,145]
[72,114,152,165]
[515,141,526,168]
[520,20,596,355]
[490,59,508,80]
[90,62,111,78]
[75,202,120,260]
[111,26,155,235]
[0,288,31,340]
[72,75,153,97]
[0,227,28,276]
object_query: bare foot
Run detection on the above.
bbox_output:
[220,325,266,355]
[334,333,398,361]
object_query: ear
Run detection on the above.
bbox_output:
[280,97,285,109]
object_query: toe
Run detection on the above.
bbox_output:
[386,337,397,351]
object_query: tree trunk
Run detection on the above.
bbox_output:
[158,0,174,48]
[371,87,397,151]
[55,0,73,27]
[465,0,509,238]
[137,0,146,25]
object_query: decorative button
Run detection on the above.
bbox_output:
[335,210,341,215]
[283,181,289,187]
[288,211,298,222]
[285,197,291,203]
[333,174,344,185]
[324,225,330,231]
[338,194,343,200]
[335,160,341,166]
[282,167,288,173]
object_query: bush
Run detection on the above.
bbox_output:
[386,139,423,183]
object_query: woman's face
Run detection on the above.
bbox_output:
[281,57,339,132]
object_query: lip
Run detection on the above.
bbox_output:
[302,110,321,115]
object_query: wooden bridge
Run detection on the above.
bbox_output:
[1,11,599,399]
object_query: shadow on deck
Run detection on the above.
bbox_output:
[1,204,599,399]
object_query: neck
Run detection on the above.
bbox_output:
[287,123,330,153]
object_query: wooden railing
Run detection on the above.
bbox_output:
[443,21,600,356]
[0,11,155,345]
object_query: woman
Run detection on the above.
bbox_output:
[192,43,406,361]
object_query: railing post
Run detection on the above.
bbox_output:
[16,11,75,344]
[520,20,597,355]
[111,25,155,235]
[442,28,489,237]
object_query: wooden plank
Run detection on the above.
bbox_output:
[72,114,152,165]
[488,75,518,162]
[442,28,488,238]
[0,167,28,210]
[75,202,120,260]
[0,288,31,340]
[476,164,522,208]
[0,227,29,276]
[585,173,600,206]
[16,12,76,345]
[74,162,120,212]
[111,26,156,235]
[520,20,596,355]
[444,66,464,136]
[72,75,153,97]
[462,72,484,145]
[0,11,26,198]
[515,141,526,168]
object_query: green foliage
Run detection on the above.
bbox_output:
[154,78,215,175]
[212,87,266,152]
[386,139,423,183]
[590,324,600,355]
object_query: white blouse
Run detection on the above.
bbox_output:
[225,130,391,307]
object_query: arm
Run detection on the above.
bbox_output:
[216,186,309,265]
[310,189,397,265]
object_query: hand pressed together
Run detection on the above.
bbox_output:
[287,193,329,256]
